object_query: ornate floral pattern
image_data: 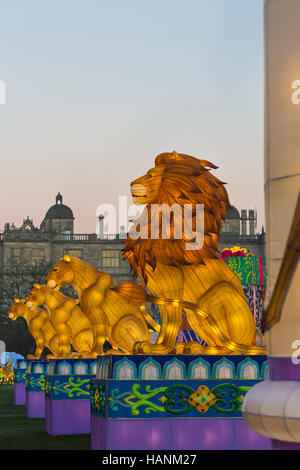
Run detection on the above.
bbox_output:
[188,385,217,413]
[91,380,256,418]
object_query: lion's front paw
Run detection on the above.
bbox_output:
[133,341,153,354]
[174,343,186,354]
[46,354,59,360]
[27,354,41,360]
[182,341,206,355]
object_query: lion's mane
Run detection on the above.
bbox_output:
[123,152,231,282]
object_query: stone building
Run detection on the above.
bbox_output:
[0,193,134,286]
[219,206,265,258]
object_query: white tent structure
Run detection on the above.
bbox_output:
[243,0,300,449]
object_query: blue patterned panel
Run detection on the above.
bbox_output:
[46,374,95,400]
[26,373,46,392]
[91,378,261,419]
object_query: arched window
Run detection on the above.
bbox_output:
[57,361,72,375]
[237,358,259,379]
[33,364,44,374]
[212,358,235,379]
[119,364,133,379]
[188,358,211,379]
[194,365,208,379]
[163,359,186,380]
[114,358,137,380]
[218,365,232,379]
[139,358,161,380]
[144,365,159,380]
[74,362,88,375]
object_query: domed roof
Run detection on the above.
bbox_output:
[45,193,74,220]
[225,205,240,220]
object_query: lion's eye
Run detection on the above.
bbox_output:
[53,268,58,271]
[147,174,153,179]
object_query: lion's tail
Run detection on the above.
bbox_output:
[111,283,161,333]
[147,295,266,355]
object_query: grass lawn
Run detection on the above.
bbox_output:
[0,386,90,450]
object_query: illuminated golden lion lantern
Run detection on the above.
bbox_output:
[25,284,95,358]
[8,298,61,359]
[123,151,265,355]
[46,255,153,357]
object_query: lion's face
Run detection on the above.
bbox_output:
[131,165,166,204]
[125,151,231,277]
[8,299,28,320]
[46,255,74,289]
[25,287,46,310]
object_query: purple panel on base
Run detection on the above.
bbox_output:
[26,391,45,418]
[45,399,91,436]
[14,383,26,405]
[269,356,300,381]
[272,439,300,450]
[91,415,107,450]
[91,417,271,450]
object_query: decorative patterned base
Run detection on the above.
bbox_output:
[14,383,26,405]
[91,416,270,450]
[45,372,96,435]
[90,354,270,450]
[26,390,45,418]
[14,360,30,404]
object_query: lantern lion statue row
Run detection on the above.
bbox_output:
[8,152,265,358]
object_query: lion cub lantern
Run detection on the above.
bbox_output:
[46,255,152,357]
[8,298,61,359]
[25,284,94,359]
[123,151,265,355]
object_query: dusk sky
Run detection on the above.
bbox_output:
[0,0,264,234]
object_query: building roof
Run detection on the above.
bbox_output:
[45,193,74,220]
[225,206,240,220]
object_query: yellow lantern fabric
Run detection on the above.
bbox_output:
[8,298,61,359]
[25,284,94,358]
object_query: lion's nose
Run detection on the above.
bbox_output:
[131,184,147,196]
[47,280,56,289]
